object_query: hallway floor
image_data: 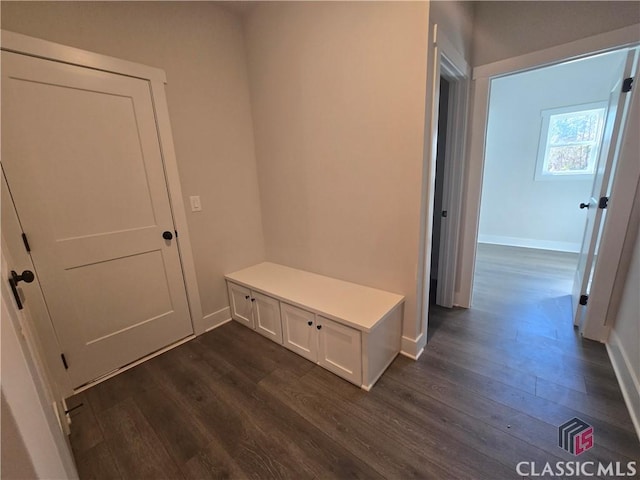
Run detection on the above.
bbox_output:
[67,244,639,479]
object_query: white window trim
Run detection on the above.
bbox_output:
[534,101,607,181]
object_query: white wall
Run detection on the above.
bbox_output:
[244,2,430,344]
[478,50,627,252]
[473,1,640,66]
[1,1,265,324]
[608,217,640,439]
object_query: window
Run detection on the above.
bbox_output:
[535,103,606,180]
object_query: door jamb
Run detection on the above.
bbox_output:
[581,52,639,341]
[1,251,79,479]
[435,37,470,308]
[457,24,640,311]
[413,25,470,359]
[1,171,74,398]
[0,30,205,338]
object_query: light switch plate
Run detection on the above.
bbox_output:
[190,195,202,212]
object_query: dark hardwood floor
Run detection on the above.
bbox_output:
[67,244,639,479]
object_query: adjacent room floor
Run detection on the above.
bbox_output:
[67,245,639,479]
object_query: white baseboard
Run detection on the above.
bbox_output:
[202,306,232,332]
[607,330,640,441]
[400,332,425,360]
[477,234,581,253]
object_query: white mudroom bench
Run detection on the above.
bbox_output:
[225,262,404,390]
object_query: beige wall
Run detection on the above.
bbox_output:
[1,1,265,319]
[244,1,430,340]
[473,1,640,66]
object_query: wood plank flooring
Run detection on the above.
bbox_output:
[68,244,639,479]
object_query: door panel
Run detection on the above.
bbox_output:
[281,303,317,361]
[1,51,193,387]
[12,81,158,240]
[69,251,174,342]
[317,316,362,385]
[228,282,254,328]
[572,49,637,326]
[253,291,283,344]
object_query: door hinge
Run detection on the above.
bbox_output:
[622,77,633,93]
[579,294,589,306]
[61,353,69,370]
[598,196,609,209]
[441,210,448,218]
[21,233,31,252]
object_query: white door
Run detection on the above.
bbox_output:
[252,291,283,344]
[317,316,362,385]
[228,282,254,328]
[281,302,317,361]
[572,49,638,326]
[1,51,193,388]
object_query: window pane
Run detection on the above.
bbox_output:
[546,145,593,173]
[548,109,604,144]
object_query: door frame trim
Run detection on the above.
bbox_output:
[434,34,470,308]
[1,30,205,396]
[1,30,167,82]
[456,23,640,311]
[581,58,640,341]
[1,29,204,334]
[1,171,75,398]
[414,24,470,358]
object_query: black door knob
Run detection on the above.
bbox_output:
[579,202,590,209]
[11,270,34,284]
[317,325,322,330]
[307,321,313,326]
[9,270,35,311]
[162,231,173,240]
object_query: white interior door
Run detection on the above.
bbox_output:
[1,51,193,388]
[572,49,638,326]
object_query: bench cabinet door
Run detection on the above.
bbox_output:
[317,316,362,385]
[281,303,317,362]
[227,282,254,328]
[252,291,283,344]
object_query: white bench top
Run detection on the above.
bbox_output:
[225,262,404,332]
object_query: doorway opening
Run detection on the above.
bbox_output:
[425,40,470,317]
[430,76,450,305]
[472,47,636,335]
